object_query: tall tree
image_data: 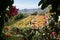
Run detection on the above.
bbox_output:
[0,0,14,36]
[38,0,60,22]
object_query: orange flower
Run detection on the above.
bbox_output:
[4,27,9,32]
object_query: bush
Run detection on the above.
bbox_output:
[15,13,28,21]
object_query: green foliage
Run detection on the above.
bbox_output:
[15,13,28,21]
[0,0,14,39]
[31,11,38,15]
[38,0,60,12]
[3,23,60,40]
[38,0,51,10]
[38,0,60,22]
[0,0,14,12]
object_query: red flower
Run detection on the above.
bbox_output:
[6,33,11,37]
[51,32,57,39]
[7,6,18,16]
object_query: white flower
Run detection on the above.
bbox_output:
[43,33,45,35]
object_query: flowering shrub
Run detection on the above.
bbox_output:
[7,6,18,17]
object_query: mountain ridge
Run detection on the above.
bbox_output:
[18,8,42,14]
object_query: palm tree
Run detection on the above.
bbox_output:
[38,0,60,22]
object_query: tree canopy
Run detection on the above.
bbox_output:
[0,0,14,38]
[38,0,60,12]
[0,0,14,12]
[38,0,60,22]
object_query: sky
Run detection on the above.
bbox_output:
[13,0,40,9]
